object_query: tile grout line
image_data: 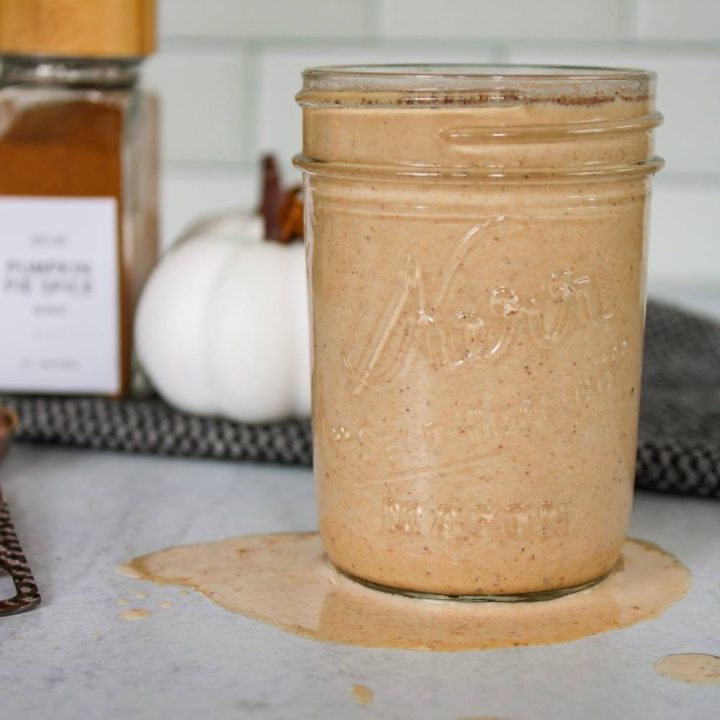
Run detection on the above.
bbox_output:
[157,35,720,55]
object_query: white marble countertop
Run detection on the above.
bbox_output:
[0,446,719,720]
[1,289,719,720]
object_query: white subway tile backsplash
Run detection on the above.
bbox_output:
[378,0,624,40]
[161,166,258,248]
[255,44,496,167]
[506,46,720,175]
[635,0,720,41]
[650,56,720,176]
[159,0,369,39]
[650,280,720,316]
[147,0,720,288]
[145,50,248,164]
[648,177,720,284]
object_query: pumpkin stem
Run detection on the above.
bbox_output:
[258,155,304,244]
[258,154,282,241]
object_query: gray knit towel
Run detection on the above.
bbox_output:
[2,300,718,498]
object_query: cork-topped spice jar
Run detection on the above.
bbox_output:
[0,0,159,397]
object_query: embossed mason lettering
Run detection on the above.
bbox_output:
[538,499,571,536]
[382,498,420,534]
[431,504,459,539]
[504,504,531,537]
[382,496,571,540]
[470,503,494,538]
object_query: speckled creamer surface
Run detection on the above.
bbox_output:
[304,89,657,596]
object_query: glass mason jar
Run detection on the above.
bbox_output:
[295,65,663,600]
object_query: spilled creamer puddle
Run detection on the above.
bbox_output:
[121,533,690,652]
[654,654,720,685]
[350,684,374,706]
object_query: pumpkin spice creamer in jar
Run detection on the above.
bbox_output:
[294,65,663,599]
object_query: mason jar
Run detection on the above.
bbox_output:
[295,65,663,600]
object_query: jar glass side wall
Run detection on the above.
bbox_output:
[298,66,660,597]
[306,173,649,596]
[123,89,160,386]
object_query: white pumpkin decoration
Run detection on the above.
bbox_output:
[135,209,310,423]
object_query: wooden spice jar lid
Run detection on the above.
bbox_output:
[0,0,155,58]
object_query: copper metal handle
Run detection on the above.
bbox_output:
[0,492,41,616]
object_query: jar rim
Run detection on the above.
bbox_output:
[298,64,655,108]
[304,63,655,82]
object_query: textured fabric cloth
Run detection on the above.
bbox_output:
[637,301,720,497]
[1,300,718,498]
[0,396,313,466]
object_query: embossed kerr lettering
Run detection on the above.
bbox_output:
[343,220,613,394]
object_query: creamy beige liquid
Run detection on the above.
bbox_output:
[654,654,720,685]
[117,608,152,621]
[302,89,659,596]
[350,684,374,706]
[122,533,689,652]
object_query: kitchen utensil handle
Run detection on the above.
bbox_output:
[0,495,41,616]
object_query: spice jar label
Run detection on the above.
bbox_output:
[0,196,120,394]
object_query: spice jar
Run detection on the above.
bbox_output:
[295,65,663,599]
[0,0,158,397]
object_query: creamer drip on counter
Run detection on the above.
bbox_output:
[122,532,691,652]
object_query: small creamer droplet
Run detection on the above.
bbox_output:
[654,653,720,685]
[350,684,374,706]
[118,608,152,622]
